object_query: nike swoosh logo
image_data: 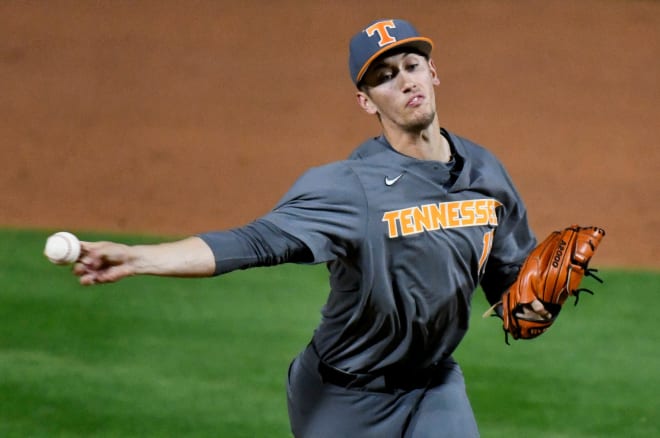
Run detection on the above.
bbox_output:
[385,174,403,186]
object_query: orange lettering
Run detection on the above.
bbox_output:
[474,199,488,223]
[382,210,401,238]
[382,198,502,239]
[428,202,447,230]
[365,20,397,46]
[399,207,416,235]
[478,230,494,275]
[488,200,502,226]
[446,201,461,228]
[413,205,434,233]
[459,200,476,226]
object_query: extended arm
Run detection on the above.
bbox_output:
[73,220,313,286]
[74,236,216,285]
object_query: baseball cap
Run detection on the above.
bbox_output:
[349,19,434,86]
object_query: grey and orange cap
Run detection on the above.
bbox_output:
[349,19,434,86]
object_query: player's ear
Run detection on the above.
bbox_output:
[356,91,378,115]
[429,59,440,86]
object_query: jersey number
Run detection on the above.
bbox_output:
[478,230,494,275]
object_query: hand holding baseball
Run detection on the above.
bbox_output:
[73,241,136,285]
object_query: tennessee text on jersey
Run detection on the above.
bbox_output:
[381,198,501,238]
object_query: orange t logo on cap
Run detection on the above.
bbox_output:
[365,20,397,47]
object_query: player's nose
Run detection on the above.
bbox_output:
[398,71,417,93]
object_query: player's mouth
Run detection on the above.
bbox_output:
[406,94,425,108]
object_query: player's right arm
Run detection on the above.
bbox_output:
[74,237,216,285]
[74,221,314,286]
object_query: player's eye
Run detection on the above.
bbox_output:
[376,69,397,84]
[406,62,419,72]
[379,72,393,82]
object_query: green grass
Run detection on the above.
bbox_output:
[458,269,660,438]
[1,229,658,437]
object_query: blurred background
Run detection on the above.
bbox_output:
[1,0,659,268]
[1,2,658,437]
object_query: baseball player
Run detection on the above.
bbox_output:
[74,19,550,437]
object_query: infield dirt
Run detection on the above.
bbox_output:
[2,1,658,268]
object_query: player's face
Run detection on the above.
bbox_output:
[357,52,440,132]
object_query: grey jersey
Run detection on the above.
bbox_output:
[261,129,534,374]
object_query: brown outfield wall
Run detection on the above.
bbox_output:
[1,1,658,268]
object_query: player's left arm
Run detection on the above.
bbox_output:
[479,202,535,306]
[474,150,556,322]
[480,231,553,321]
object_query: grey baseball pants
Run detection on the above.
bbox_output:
[286,345,480,437]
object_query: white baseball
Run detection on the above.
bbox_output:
[44,231,81,265]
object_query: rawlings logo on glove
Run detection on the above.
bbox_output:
[488,225,606,343]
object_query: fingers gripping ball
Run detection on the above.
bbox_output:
[499,225,606,342]
[44,231,81,265]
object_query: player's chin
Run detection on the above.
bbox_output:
[405,107,435,126]
[404,115,435,132]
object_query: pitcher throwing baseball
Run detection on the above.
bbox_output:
[73,19,604,437]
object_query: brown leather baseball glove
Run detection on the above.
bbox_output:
[489,225,606,342]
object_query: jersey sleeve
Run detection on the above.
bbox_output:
[197,219,313,276]
[480,160,537,305]
[260,162,366,263]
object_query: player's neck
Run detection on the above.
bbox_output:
[384,119,451,162]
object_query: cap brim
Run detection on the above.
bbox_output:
[356,37,434,85]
